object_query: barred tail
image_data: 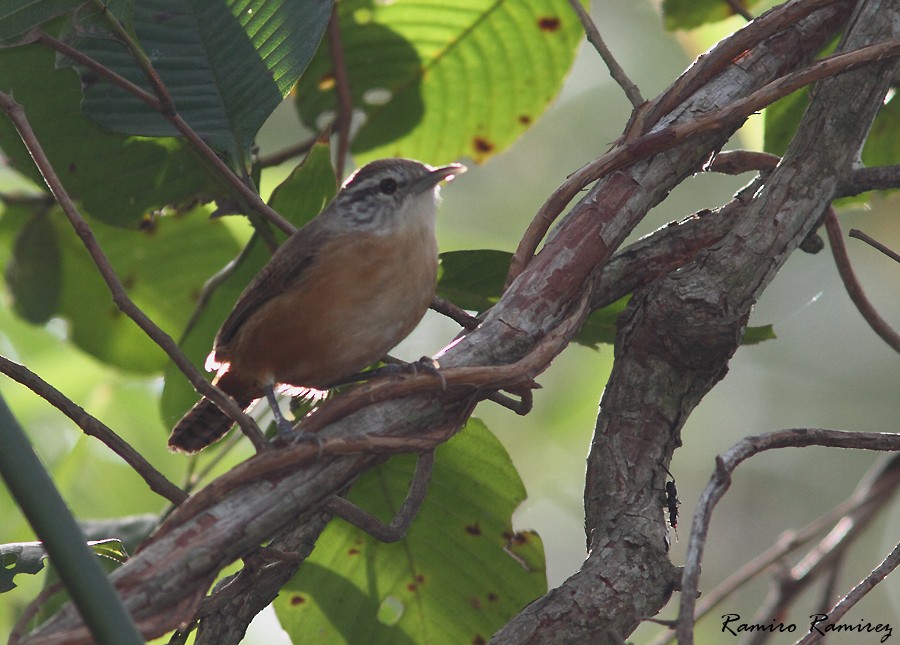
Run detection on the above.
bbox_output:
[168,372,258,453]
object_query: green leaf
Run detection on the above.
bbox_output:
[274,419,546,644]
[740,324,775,345]
[79,515,158,555]
[436,249,511,313]
[295,0,584,164]
[862,91,900,169]
[267,137,339,223]
[6,212,61,324]
[49,205,242,373]
[86,539,129,565]
[0,0,82,44]
[160,139,337,425]
[661,0,765,30]
[763,87,807,158]
[70,0,333,166]
[0,39,217,227]
[574,296,629,349]
[0,542,47,593]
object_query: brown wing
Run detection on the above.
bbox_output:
[213,221,332,355]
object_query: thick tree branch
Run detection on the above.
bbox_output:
[659,1,900,639]
[19,0,900,642]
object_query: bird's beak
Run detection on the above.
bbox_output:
[415,163,466,192]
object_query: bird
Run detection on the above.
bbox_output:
[168,158,464,452]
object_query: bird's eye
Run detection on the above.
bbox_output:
[379,178,398,194]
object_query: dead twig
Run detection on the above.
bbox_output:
[567,0,644,108]
[824,209,900,352]
[678,429,900,643]
[850,228,900,263]
[326,5,353,179]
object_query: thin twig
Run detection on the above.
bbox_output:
[850,228,900,263]
[824,209,900,352]
[325,450,435,542]
[486,388,534,415]
[723,0,754,21]
[327,5,353,180]
[567,0,644,107]
[677,429,900,644]
[642,0,837,133]
[9,580,65,645]
[0,356,187,505]
[745,455,900,644]
[648,460,896,645]
[0,91,271,454]
[430,295,480,329]
[255,137,317,168]
[506,38,900,285]
[796,540,900,644]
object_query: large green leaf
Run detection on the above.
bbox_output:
[70,0,333,166]
[51,206,243,373]
[436,249,510,313]
[295,0,584,164]
[0,0,83,43]
[160,139,337,425]
[274,419,546,644]
[0,40,217,227]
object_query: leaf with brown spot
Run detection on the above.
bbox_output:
[537,16,561,31]
[274,419,546,642]
[295,0,584,164]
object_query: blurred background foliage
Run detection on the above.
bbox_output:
[0,0,898,642]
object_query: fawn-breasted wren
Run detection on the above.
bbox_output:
[168,158,464,452]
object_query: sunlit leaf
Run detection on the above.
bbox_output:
[295,0,584,164]
[274,419,546,643]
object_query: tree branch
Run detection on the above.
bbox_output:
[824,209,900,352]
[0,91,270,455]
[507,36,900,285]
[35,30,296,236]
[0,356,186,506]
[567,0,644,108]
[680,431,900,642]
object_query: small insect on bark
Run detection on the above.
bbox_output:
[658,462,681,541]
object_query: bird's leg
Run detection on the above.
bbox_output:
[263,384,294,437]
[324,451,435,542]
